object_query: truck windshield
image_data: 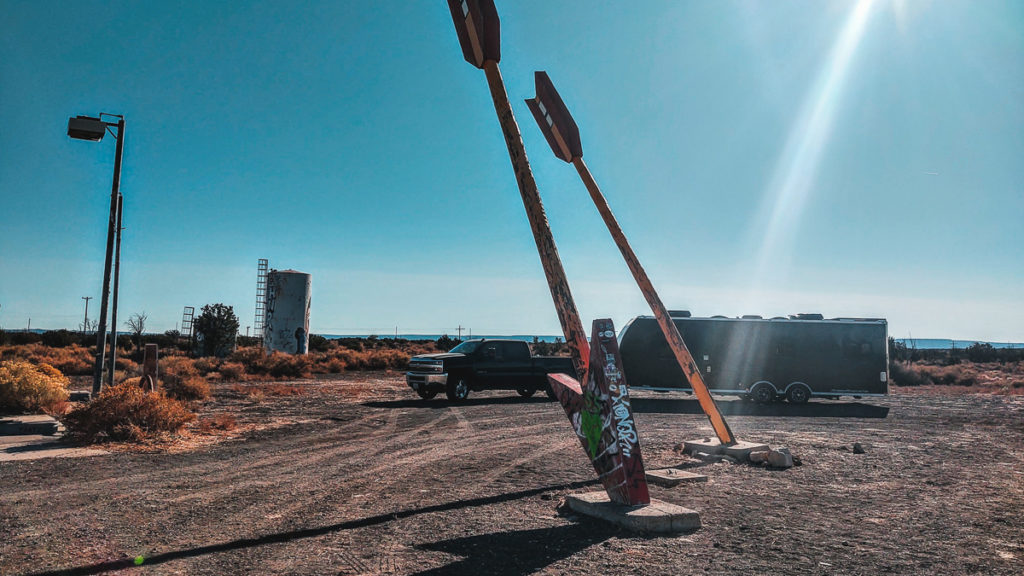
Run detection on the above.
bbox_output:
[448,341,481,354]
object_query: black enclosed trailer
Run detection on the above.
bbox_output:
[618,312,888,403]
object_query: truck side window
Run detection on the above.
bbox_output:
[503,342,529,361]
[482,343,501,360]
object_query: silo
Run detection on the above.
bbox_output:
[264,269,312,354]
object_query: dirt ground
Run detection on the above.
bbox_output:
[1,372,1022,576]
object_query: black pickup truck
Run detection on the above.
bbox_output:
[405,339,575,401]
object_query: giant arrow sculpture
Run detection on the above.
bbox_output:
[526,71,738,446]
[448,0,652,506]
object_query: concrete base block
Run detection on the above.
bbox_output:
[646,468,708,487]
[566,492,701,533]
[683,438,723,455]
[69,391,92,402]
[0,415,60,436]
[722,441,770,461]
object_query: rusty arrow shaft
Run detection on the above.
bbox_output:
[572,157,736,445]
[482,61,590,379]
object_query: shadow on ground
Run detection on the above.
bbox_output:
[24,480,599,576]
[364,395,555,410]
[631,398,889,418]
[410,523,619,576]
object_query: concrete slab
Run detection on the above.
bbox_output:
[646,468,708,487]
[566,492,701,533]
[683,437,723,455]
[0,415,61,436]
[0,434,106,462]
[722,441,770,461]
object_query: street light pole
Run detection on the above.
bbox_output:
[107,193,124,387]
[68,114,124,395]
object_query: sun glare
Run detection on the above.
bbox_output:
[743,0,877,312]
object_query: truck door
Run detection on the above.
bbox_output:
[474,342,504,386]
[501,341,533,388]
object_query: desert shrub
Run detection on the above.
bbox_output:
[160,356,210,401]
[308,334,330,352]
[61,383,195,443]
[890,362,932,387]
[192,356,222,375]
[267,352,311,378]
[366,349,410,370]
[218,362,245,381]
[7,332,43,345]
[231,347,271,374]
[323,357,346,373]
[435,334,460,352]
[41,330,86,348]
[0,361,70,413]
[193,303,239,358]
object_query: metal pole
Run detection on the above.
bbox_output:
[107,193,123,387]
[81,296,91,334]
[90,118,124,395]
[572,157,735,445]
[481,61,590,379]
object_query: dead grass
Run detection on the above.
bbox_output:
[61,382,195,443]
[160,356,211,401]
[196,413,237,433]
[891,361,1024,394]
[0,344,94,375]
[230,383,305,401]
[0,361,71,414]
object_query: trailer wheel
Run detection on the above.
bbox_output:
[446,376,470,402]
[516,388,536,398]
[785,384,811,404]
[750,382,776,404]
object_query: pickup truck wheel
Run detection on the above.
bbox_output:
[416,389,437,400]
[446,376,470,402]
[516,388,536,398]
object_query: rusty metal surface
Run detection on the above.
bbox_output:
[448,0,501,69]
[479,60,590,379]
[548,319,650,506]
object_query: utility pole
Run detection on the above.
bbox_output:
[81,296,92,334]
[457,325,464,340]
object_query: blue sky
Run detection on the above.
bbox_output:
[1,0,1021,341]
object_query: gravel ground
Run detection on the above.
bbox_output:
[1,372,1022,575]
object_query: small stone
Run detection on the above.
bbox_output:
[853,442,866,454]
[767,448,794,468]
[748,450,770,463]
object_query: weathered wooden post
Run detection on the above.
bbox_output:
[526,71,739,447]
[447,0,590,381]
[142,343,158,392]
[448,2,679,518]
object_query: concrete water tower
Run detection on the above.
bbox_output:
[264,269,312,354]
